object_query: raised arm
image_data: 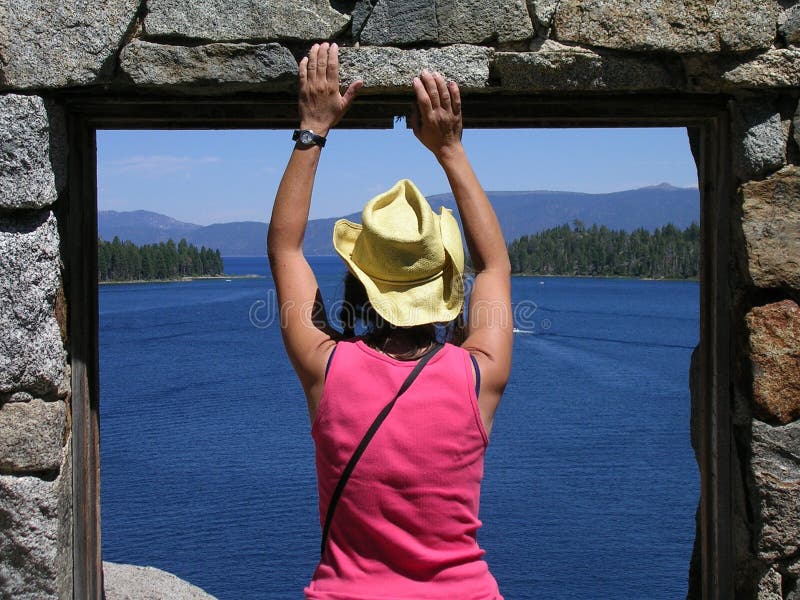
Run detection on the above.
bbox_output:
[267,42,361,418]
[411,71,513,433]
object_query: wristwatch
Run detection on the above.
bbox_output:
[292,129,327,148]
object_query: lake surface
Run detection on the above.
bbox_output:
[99,256,700,599]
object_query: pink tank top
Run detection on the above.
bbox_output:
[305,340,503,600]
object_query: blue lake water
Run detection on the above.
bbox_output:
[99,256,700,599]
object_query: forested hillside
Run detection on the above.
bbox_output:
[98,185,699,256]
[508,221,699,279]
[98,237,223,282]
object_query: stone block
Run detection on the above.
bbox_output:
[552,0,778,54]
[120,41,297,94]
[0,0,139,89]
[0,211,66,398]
[358,0,438,45]
[751,419,800,562]
[686,48,800,92]
[0,440,72,600]
[357,0,533,45]
[0,95,64,210]
[746,300,800,425]
[338,45,492,92]
[144,0,348,42]
[732,102,787,182]
[756,566,783,600]
[0,399,65,473]
[494,41,683,92]
[529,0,560,29]
[741,166,800,290]
[721,49,800,89]
[104,562,216,600]
[780,4,800,46]
[436,0,534,45]
[351,1,373,39]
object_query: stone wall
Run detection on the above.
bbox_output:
[0,1,798,598]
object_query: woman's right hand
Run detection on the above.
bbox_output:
[298,42,362,138]
[411,71,463,160]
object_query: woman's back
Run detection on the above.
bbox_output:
[306,340,502,600]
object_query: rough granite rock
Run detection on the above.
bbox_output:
[780,4,800,46]
[528,0,560,29]
[553,0,778,53]
[0,399,65,473]
[741,166,800,290]
[732,102,787,182]
[757,566,784,600]
[436,0,534,45]
[358,0,439,45]
[686,48,800,91]
[338,45,492,92]
[357,0,533,45]
[751,419,800,563]
[720,49,800,89]
[143,0,348,42]
[745,300,800,425]
[494,41,683,91]
[120,41,297,93]
[351,1,374,39]
[103,562,217,600]
[0,0,139,89]
[0,211,65,398]
[0,440,72,600]
[0,95,63,210]
[786,575,800,599]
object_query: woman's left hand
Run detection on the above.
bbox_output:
[298,42,362,138]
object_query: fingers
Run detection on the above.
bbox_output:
[420,71,440,109]
[449,80,461,116]
[341,80,363,111]
[413,76,433,114]
[299,56,308,87]
[415,71,455,114]
[316,42,330,82]
[306,43,319,85]
[328,42,339,83]
[434,72,451,112]
[305,43,330,85]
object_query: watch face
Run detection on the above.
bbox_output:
[299,131,315,145]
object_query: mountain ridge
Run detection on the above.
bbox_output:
[99,185,700,257]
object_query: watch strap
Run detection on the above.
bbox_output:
[292,129,327,147]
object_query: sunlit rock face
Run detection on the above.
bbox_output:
[741,167,800,291]
[143,0,349,42]
[0,0,139,89]
[104,562,217,600]
[746,301,800,426]
[552,0,778,54]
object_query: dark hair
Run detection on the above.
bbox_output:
[338,271,466,353]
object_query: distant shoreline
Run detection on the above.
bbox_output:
[512,273,698,282]
[99,274,265,286]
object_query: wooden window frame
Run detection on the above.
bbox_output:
[63,93,732,599]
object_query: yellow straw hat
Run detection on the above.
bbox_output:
[332,179,465,327]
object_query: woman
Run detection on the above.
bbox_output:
[268,42,512,599]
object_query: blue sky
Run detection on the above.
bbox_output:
[97,125,698,226]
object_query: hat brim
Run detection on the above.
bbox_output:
[333,208,464,327]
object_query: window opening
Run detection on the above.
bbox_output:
[96,125,700,599]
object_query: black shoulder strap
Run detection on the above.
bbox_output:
[320,343,444,557]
